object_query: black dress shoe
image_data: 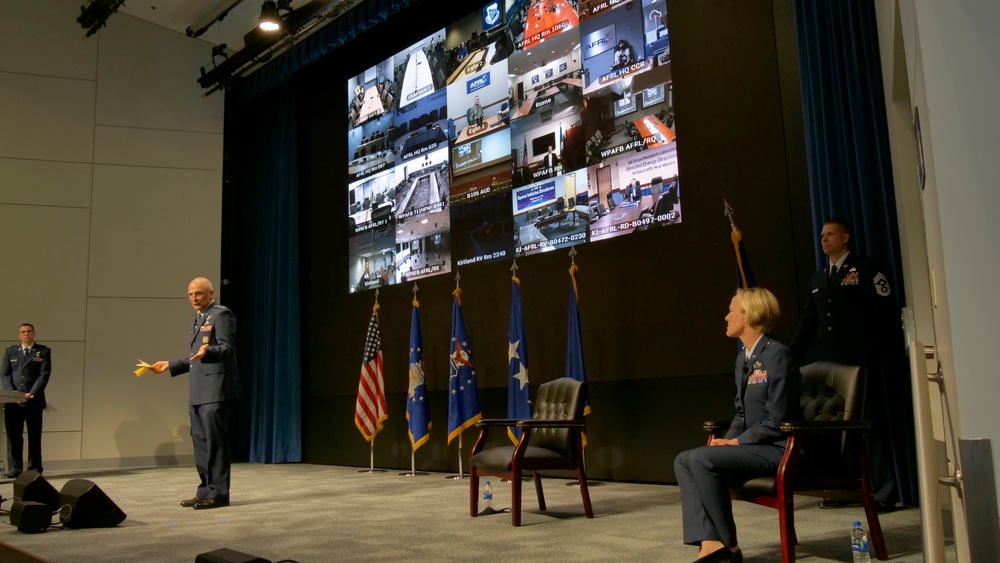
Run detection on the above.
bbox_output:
[193,497,230,510]
[693,547,737,563]
[4,471,21,479]
[180,497,205,507]
[875,500,897,513]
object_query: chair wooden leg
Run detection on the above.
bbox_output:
[470,468,480,518]
[533,472,546,511]
[860,444,888,560]
[511,471,523,527]
[778,491,796,563]
[578,466,594,518]
[861,482,888,560]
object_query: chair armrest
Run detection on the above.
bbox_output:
[517,420,586,429]
[779,420,872,433]
[703,420,731,433]
[475,419,523,427]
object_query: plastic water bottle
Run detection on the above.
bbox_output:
[851,521,871,563]
[483,480,493,510]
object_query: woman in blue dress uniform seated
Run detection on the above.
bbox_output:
[674,287,800,563]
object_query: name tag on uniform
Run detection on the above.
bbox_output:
[748,370,769,385]
[200,325,213,332]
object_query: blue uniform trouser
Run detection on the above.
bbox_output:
[189,401,231,499]
[674,444,784,548]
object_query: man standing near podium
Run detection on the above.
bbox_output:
[150,277,240,510]
[1,323,51,479]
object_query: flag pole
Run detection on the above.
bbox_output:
[447,270,468,480]
[401,283,429,477]
[359,289,387,474]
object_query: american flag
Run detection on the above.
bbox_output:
[355,309,388,441]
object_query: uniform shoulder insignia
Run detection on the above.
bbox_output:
[873,272,892,297]
[765,340,773,346]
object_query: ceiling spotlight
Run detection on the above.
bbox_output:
[259,1,282,31]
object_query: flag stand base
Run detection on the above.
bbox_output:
[358,469,388,473]
[445,474,467,480]
[399,471,430,477]
[566,481,604,487]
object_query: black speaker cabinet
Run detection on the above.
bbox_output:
[195,548,271,563]
[58,479,127,528]
[9,500,52,533]
[13,471,60,510]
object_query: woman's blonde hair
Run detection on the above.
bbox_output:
[735,287,780,334]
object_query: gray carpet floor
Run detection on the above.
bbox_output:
[0,464,951,562]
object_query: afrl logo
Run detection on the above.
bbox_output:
[582,24,616,59]
[467,73,491,94]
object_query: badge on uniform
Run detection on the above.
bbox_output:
[753,360,762,369]
[200,325,212,332]
[202,336,209,344]
[874,272,892,297]
[206,315,212,322]
[842,267,859,286]
[748,369,769,385]
[32,356,43,362]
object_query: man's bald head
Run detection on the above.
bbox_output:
[188,278,215,312]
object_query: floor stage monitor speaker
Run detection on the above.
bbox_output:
[58,479,127,529]
[13,471,59,510]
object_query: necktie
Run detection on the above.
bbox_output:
[24,348,30,357]
[829,265,838,284]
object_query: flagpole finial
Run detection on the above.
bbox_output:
[723,199,736,229]
[374,288,379,304]
[568,246,577,265]
[511,259,519,274]
[455,270,461,289]
[412,282,419,297]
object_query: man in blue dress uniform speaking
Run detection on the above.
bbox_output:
[150,277,240,510]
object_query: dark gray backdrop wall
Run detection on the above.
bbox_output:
[290,0,814,482]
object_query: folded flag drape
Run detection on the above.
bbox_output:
[447,288,482,444]
[407,297,431,451]
[507,275,531,444]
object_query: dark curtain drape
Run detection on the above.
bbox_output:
[225,79,303,463]
[794,0,918,505]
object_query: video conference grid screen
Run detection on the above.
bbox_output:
[347,0,680,293]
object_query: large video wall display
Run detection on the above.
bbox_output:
[347,0,681,293]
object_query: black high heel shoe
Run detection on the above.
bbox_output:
[693,547,742,563]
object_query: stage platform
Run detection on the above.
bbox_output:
[0,464,942,562]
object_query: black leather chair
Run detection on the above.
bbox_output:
[704,362,888,562]
[469,377,594,526]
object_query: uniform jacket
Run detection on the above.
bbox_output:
[726,336,800,447]
[169,301,241,406]
[0,343,51,408]
[788,254,900,366]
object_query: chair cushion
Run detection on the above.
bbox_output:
[734,476,777,495]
